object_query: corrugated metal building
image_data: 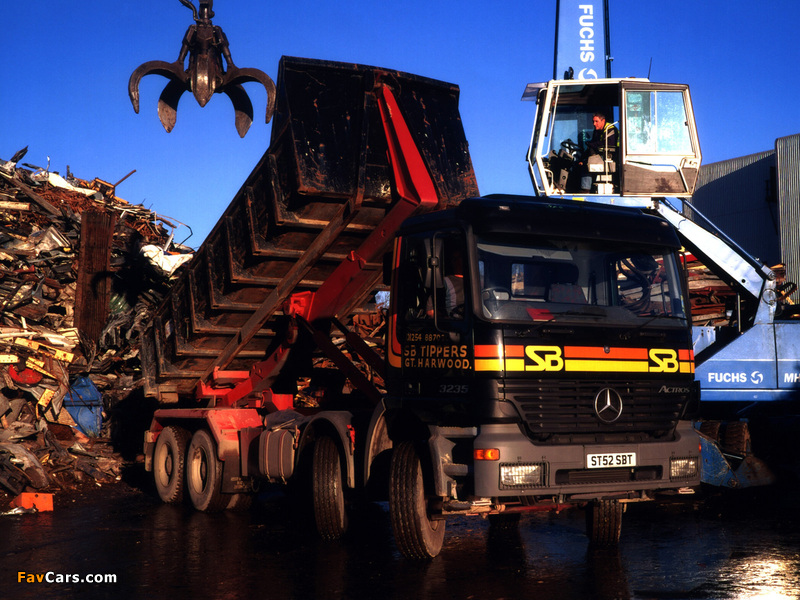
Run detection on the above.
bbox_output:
[692,133,800,297]
[776,134,800,298]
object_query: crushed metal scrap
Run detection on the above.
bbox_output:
[0,146,193,506]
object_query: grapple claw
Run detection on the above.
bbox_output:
[158,79,188,133]
[223,84,254,138]
[127,0,275,137]
[224,66,277,124]
[128,60,187,114]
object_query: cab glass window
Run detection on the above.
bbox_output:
[625,90,693,155]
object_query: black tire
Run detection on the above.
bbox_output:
[698,420,721,441]
[389,441,445,559]
[153,425,190,504]
[586,500,623,545]
[187,429,227,512]
[312,436,348,540]
[722,421,750,455]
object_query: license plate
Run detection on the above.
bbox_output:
[586,452,637,468]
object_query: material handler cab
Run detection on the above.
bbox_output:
[524,78,702,199]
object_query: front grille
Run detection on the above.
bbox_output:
[555,466,662,485]
[503,378,689,444]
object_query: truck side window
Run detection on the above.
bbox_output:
[397,236,432,321]
[396,233,469,322]
[437,238,467,319]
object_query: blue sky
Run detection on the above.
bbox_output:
[3,1,799,247]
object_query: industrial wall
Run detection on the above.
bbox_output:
[692,149,780,267]
[692,133,800,297]
[776,134,800,302]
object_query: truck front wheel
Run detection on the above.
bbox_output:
[187,429,227,512]
[153,425,190,504]
[312,436,348,540]
[389,441,445,559]
[586,499,623,544]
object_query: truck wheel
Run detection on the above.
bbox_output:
[153,425,190,504]
[187,429,227,512]
[312,436,348,540]
[722,421,750,455]
[389,441,445,559]
[586,499,623,545]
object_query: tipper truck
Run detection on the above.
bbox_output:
[141,57,702,559]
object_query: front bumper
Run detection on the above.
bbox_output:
[472,420,701,500]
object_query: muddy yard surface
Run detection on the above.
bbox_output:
[2,467,800,600]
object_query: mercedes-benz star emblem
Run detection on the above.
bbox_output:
[594,388,624,423]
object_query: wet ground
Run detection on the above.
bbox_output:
[2,468,799,600]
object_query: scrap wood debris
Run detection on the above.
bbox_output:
[685,254,735,325]
[0,146,194,508]
[685,253,796,325]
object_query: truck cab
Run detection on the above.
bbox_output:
[383,195,701,557]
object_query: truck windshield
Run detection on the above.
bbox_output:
[476,235,687,325]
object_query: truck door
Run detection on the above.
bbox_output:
[619,82,702,197]
[389,231,472,387]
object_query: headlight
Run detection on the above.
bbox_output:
[670,456,698,480]
[500,463,546,488]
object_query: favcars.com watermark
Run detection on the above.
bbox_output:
[18,571,117,584]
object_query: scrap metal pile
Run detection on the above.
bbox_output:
[0,147,193,505]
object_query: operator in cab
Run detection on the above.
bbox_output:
[580,112,618,192]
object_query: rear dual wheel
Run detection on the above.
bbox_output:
[155,427,252,511]
[153,426,191,504]
[187,429,228,512]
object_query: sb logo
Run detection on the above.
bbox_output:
[649,349,679,373]
[525,346,564,371]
